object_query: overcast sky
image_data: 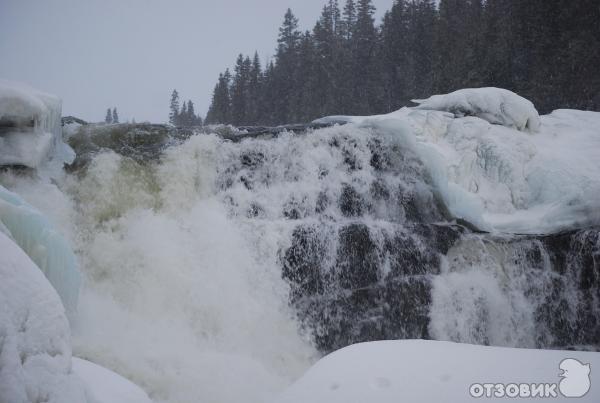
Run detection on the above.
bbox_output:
[0,0,394,123]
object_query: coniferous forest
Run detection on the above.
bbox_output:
[203,0,600,126]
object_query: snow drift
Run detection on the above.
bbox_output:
[316,87,600,234]
[0,231,87,403]
[412,87,541,132]
[0,79,74,169]
[0,230,152,403]
[275,340,600,403]
[72,358,152,403]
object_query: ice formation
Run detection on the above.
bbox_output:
[317,88,600,234]
[412,87,541,132]
[0,231,88,403]
[275,340,600,403]
[0,184,81,312]
[0,79,74,169]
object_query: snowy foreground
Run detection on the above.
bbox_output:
[0,230,151,403]
[316,87,600,234]
[275,340,599,403]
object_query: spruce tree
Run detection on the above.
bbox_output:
[186,100,200,126]
[274,9,301,123]
[341,0,357,39]
[231,54,252,125]
[205,70,232,124]
[351,0,382,114]
[247,52,263,125]
[179,102,187,126]
[169,90,181,125]
[105,108,112,124]
[112,107,119,124]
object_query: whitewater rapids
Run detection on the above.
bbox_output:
[2,135,318,403]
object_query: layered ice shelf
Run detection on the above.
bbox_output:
[316,87,600,234]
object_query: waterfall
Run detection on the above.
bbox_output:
[2,101,598,402]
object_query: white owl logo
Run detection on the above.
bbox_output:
[559,358,591,398]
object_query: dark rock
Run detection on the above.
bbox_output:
[383,276,432,340]
[339,184,364,217]
[66,123,185,172]
[61,116,88,126]
[240,151,265,168]
[315,192,329,213]
[282,225,327,300]
[385,231,440,277]
[336,224,380,289]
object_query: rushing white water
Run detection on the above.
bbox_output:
[1,135,317,403]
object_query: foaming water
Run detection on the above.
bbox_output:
[5,135,317,403]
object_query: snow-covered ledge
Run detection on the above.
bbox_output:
[0,79,74,169]
[412,87,541,132]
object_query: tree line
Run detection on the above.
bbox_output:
[169,89,203,126]
[104,107,119,124]
[203,0,600,126]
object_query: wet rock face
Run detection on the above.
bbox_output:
[336,224,379,288]
[281,221,464,353]
[433,229,600,351]
[537,230,600,348]
[66,123,192,172]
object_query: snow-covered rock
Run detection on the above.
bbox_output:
[316,89,600,234]
[0,80,74,169]
[72,358,152,403]
[0,231,88,403]
[412,87,541,132]
[275,340,600,403]
[0,184,81,312]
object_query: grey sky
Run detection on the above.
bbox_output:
[0,0,394,123]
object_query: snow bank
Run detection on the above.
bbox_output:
[0,80,74,169]
[0,184,81,312]
[275,340,600,403]
[412,87,541,132]
[0,231,88,403]
[316,88,600,234]
[72,358,152,403]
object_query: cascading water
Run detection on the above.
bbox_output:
[2,113,598,402]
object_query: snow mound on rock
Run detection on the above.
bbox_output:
[412,87,541,132]
[0,80,74,169]
[0,231,88,403]
[72,358,152,403]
